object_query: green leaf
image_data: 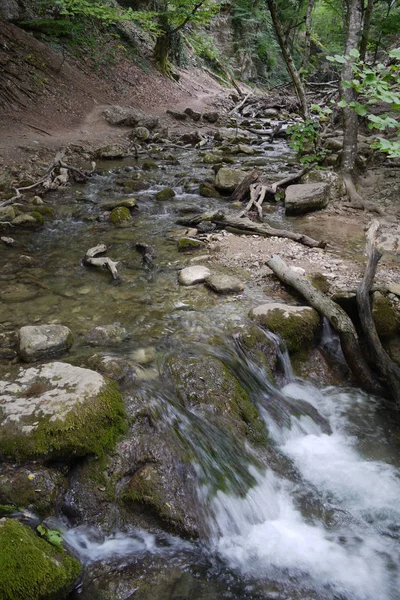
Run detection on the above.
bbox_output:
[37,524,64,550]
[389,48,400,59]
[349,48,360,59]
[337,99,347,108]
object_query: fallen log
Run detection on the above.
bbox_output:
[266,254,382,396]
[177,211,326,248]
[356,220,400,404]
[229,170,260,204]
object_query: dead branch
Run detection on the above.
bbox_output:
[177,211,326,248]
[266,254,382,395]
[84,244,119,280]
[356,220,400,404]
[229,170,260,204]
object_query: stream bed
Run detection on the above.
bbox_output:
[1,133,400,600]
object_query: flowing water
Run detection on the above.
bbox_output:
[1,134,400,600]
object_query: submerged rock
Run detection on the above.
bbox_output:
[17,324,73,362]
[155,187,176,201]
[84,324,128,346]
[0,362,126,460]
[87,354,135,382]
[250,302,320,354]
[0,518,81,600]
[285,183,330,215]
[205,274,244,294]
[178,265,211,286]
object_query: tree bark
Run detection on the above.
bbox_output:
[300,0,315,71]
[266,254,382,395]
[266,0,309,118]
[341,0,363,173]
[359,0,374,61]
[356,221,400,404]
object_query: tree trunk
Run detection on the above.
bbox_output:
[154,31,172,75]
[356,221,400,404]
[266,254,382,396]
[359,0,374,61]
[266,0,309,118]
[341,0,363,173]
[300,0,315,71]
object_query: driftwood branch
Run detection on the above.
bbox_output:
[356,220,400,403]
[177,211,326,248]
[84,244,119,280]
[229,170,260,204]
[266,254,382,395]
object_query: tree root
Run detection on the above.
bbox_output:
[343,173,384,216]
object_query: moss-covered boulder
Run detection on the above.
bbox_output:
[11,213,44,228]
[177,237,206,252]
[142,161,158,171]
[167,355,266,444]
[110,206,132,226]
[250,302,320,354]
[155,188,176,201]
[199,182,220,198]
[0,362,127,461]
[100,198,137,211]
[0,518,81,600]
[122,180,150,193]
[215,168,248,193]
[236,324,278,380]
[0,464,66,516]
[372,291,399,338]
[87,353,135,382]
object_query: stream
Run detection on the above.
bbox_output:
[1,129,400,600]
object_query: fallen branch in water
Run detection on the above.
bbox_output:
[266,254,382,396]
[177,210,326,248]
[83,244,120,280]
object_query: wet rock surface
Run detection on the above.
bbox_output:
[285,182,330,215]
[17,324,73,362]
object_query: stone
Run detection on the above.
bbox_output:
[215,168,248,193]
[0,362,126,460]
[264,108,279,117]
[177,237,206,252]
[142,161,158,170]
[184,108,201,121]
[17,324,73,362]
[138,116,159,130]
[388,284,400,297]
[205,274,245,294]
[203,152,224,164]
[180,131,203,145]
[100,197,137,211]
[87,354,135,382]
[372,291,399,338]
[199,182,220,198]
[324,137,343,151]
[103,105,145,127]
[203,111,219,123]
[166,110,187,121]
[178,266,211,286]
[84,324,128,346]
[1,236,15,246]
[285,183,330,215]
[250,303,320,354]
[95,144,127,160]
[0,519,81,599]
[237,144,255,155]
[0,206,15,222]
[110,206,132,225]
[31,195,44,205]
[11,213,43,227]
[155,188,176,201]
[123,180,150,192]
[132,126,150,141]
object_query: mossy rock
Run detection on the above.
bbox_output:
[155,188,176,201]
[0,518,81,600]
[237,325,278,381]
[30,206,55,218]
[311,272,330,293]
[0,362,127,461]
[0,465,67,516]
[110,206,132,226]
[372,291,399,338]
[199,182,220,198]
[122,180,150,193]
[250,303,320,354]
[142,161,158,171]
[167,355,266,445]
[11,213,44,228]
[177,237,206,252]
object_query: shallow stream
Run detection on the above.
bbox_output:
[1,132,399,600]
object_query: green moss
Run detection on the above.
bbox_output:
[199,182,220,198]
[311,272,330,293]
[0,468,67,516]
[142,161,158,171]
[155,188,176,201]
[0,380,127,461]
[31,206,55,218]
[123,180,149,192]
[253,307,320,354]
[30,212,45,226]
[110,206,132,225]
[0,518,81,600]
[238,325,277,382]
[177,237,206,252]
[372,292,399,338]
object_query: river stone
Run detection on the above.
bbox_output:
[184,107,201,121]
[0,518,81,600]
[237,144,255,155]
[11,213,42,227]
[110,206,132,225]
[0,362,126,460]
[285,183,330,215]
[17,324,73,362]
[166,109,187,121]
[215,168,248,193]
[87,354,135,382]
[177,237,206,252]
[250,303,320,353]
[100,197,137,211]
[129,346,157,365]
[0,283,38,303]
[206,274,245,294]
[203,111,219,123]
[155,188,176,201]
[95,144,127,160]
[372,291,399,338]
[388,284,400,297]
[199,182,220,198]
[103,105,145,127]
[132,126,150,141]
[84,324,128,346]
[179,266,211,286]
[0,206,15,222]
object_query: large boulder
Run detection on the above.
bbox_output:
[17,325,73,362]
[215,168,248,193]
[250,302,320,353]
[285,183,330,215]
[103,106,145,127]
[205,274,245,294]
[0,362,126,460]
[0,518,81,600]
[372,291,399,338]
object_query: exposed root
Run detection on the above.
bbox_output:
[343,173,384,216]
